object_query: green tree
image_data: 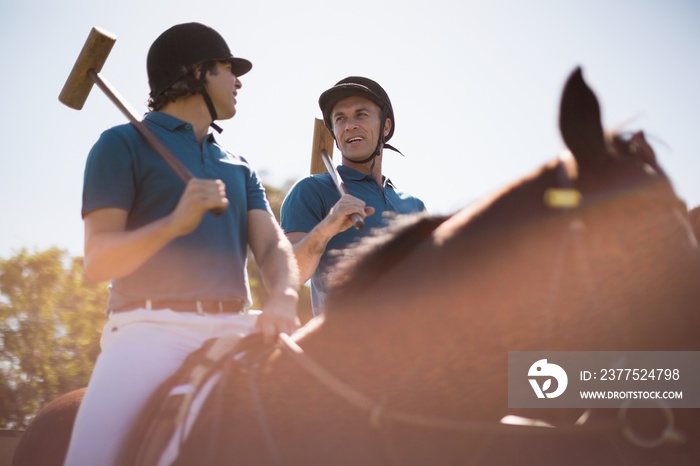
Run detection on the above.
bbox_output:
[0,248,107,429]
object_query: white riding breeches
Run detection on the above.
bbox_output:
[63,308,259,466]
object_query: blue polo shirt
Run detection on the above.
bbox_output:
[280,165,425,313]
[82,112,271,311]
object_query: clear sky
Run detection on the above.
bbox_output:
[1,0,698,259]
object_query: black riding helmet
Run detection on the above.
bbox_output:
[319,76,402,162]
[147,23,252,129]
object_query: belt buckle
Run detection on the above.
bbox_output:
[196,301,204,315]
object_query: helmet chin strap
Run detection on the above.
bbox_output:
[202,92,223,133]
[198,71,224,133]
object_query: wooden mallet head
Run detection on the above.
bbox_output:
[59,27,116,110]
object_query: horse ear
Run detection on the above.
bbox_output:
[559,67,607,169]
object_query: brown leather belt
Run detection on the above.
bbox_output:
[112,299,245,314]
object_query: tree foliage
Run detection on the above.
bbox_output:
[0,248,107,429]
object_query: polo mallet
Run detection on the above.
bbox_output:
[59,27,224,215]
[320,150,364,230]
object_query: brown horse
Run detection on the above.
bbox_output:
[11,388,85,466]
[17,67,700,465]
[158,68,700,465]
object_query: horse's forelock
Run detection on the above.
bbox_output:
[608,130,667,178]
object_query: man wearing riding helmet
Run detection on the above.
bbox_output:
[64,23,299,466]
[281,77,425,315]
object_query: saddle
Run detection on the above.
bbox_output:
[116,332,270,466]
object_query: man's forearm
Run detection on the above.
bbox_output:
[287,222,336,284]
[84,210,182,283]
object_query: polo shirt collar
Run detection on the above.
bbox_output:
[337,165,395,188]
[144,112,190,131]
[144,112,217,143]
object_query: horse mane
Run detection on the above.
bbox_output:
[325,213,449,308]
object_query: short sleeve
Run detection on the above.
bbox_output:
[241,156,272,213]
[280,175,334,234]
[82,128,136,218]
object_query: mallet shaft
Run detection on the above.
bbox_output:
[321,150,364,230]
[88,70,193,183]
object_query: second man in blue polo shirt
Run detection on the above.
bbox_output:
[281,77,426,315]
